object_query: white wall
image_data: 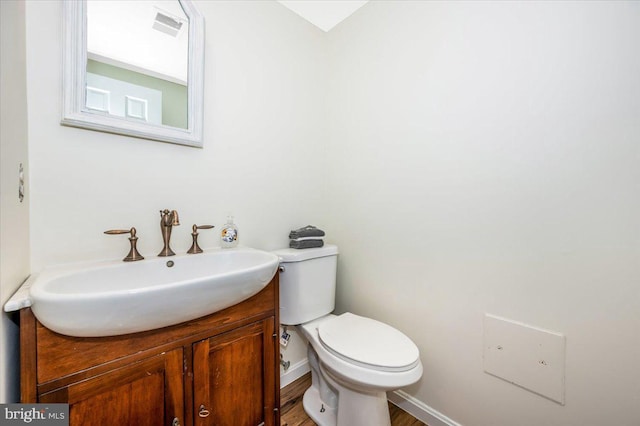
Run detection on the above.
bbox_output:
[9,1,640,424]
[25,0,328,271]
[0,0,31,403]
[326,2,640,426]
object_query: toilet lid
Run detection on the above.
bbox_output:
[318,313,420,372]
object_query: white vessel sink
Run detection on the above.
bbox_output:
[20,247,279,337]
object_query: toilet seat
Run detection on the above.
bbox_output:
[318,313,420,372]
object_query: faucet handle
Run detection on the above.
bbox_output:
[187,224,215,254]
[104,227,144,262]
[105,228,136,236]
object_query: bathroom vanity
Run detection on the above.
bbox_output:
[18,275,281,426]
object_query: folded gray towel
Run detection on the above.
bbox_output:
[289,225,325,239]
[290,239,324,249]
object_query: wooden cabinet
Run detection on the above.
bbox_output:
[40,349,184,426]
[20,276,280,426]
[193,318,277,426]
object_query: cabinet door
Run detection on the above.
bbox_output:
[193,318,278,426]
[40,348,184,426]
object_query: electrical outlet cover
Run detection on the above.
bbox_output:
[483,314,566,404]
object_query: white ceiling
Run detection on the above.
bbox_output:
[277,0,369,32]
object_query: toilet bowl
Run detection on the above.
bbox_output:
[274,245,423,426]
[298,314,423,426]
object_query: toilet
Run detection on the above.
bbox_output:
[274,245,423,426]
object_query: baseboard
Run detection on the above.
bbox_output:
[387,390,462,426]
[280,359,310,389]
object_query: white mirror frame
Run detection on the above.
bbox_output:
[61,0,205,147]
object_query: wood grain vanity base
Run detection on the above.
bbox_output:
[20,275,281,426]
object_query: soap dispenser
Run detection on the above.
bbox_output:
[220,216,238,248]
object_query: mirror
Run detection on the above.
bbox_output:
[62,0,204,147]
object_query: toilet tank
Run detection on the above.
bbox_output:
[273,245,338,325]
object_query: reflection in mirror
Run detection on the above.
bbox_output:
[62,0,204,147]
[86,1,188,129]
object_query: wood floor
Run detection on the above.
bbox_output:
[280,373,426,426]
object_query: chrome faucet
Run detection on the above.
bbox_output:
[158,209,180,256]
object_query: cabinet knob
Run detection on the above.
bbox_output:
[198,405,210,418]
[172,417,180,426]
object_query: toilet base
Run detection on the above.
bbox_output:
[321,364,391,426]
[302,340,392,426]
[302,386,338,426]
[301,368,392,426]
